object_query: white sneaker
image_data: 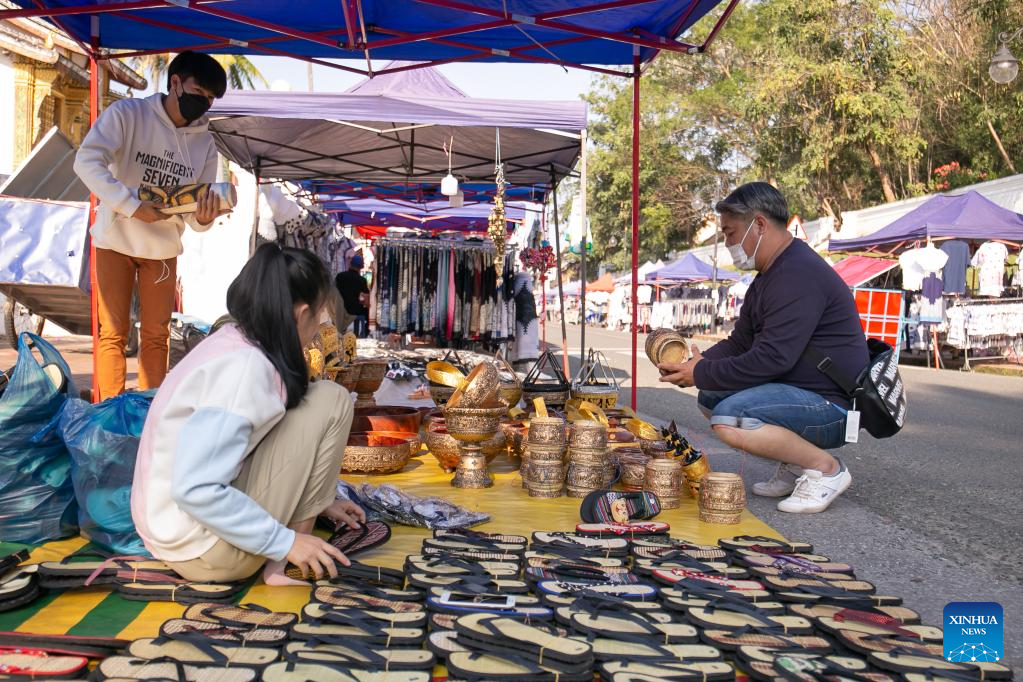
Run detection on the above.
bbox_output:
[752,462,803,498]
[777,466,852,514]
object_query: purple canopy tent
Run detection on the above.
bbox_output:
[318,195,529,232]
[5,0,739,408]
[829,191,1023,252]
[646,252,741,282]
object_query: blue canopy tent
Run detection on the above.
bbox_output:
[646,252,740,283]
[5,0,739,408]
[828,191,1023,252]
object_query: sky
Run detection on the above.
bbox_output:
[246,56,597,101]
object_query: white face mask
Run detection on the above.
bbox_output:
[727,218,763,271]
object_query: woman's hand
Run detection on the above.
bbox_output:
[286,532,350,580]
[326,499,366,529]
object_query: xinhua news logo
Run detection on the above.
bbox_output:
[943,602,1003,663]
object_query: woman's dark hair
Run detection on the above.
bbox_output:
[167,51,228,98]
[226,244,331,409]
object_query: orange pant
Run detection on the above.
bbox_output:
[95,247,177,401]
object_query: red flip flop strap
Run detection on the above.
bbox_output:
[833,609,917,638]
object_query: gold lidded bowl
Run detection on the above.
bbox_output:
[528,416,567,446]
[570,421,608,449]
[525,459,565,498]
[698,472,746,524]
[342,432,412,474]
[644,457,682,509]
[443,405,506,443]
[617,447,651,492]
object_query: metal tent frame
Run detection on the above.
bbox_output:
[2,0,740,407]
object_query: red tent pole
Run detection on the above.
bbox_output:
[630,51,640,411]
[89,42,99,402]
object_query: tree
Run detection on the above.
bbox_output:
[130,54,267,93]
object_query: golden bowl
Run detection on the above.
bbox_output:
[616,447,650,491]
[426,361,465,388]
[528,416,567,446]
[335,364,361,393]
[342,432,412,474]
[647,330,690,366]
[448,362,500,409]
[640,438,671,459]
[353,359,388,394]
[443,405,505,443]
[498,382,523,409]
[348,430,421,459]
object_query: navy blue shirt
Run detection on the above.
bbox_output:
[694,239,869,408]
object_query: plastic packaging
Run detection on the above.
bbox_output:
[59,390,155,555]
[0,333,78,543]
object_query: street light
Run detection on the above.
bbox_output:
[989,28,1022,85]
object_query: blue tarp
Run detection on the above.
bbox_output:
[14,1,726,66]
[646,252,740,282]
[829,191,1023,251]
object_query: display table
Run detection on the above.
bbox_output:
[0,452,780,680]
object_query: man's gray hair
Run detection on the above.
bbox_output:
[715,182,790,227]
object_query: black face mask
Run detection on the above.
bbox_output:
[176,85,212,123]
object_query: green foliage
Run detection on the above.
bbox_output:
[129,54,268,93]
[584,0,1023,265]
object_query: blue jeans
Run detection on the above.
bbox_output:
[697,383,849,450]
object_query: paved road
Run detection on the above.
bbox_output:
[548,322,1023,670]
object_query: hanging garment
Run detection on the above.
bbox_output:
[899,245,948,291]
[971,241,1009,297]
[940,240,970,295]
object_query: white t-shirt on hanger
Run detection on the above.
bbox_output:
[971,241,1009,297]
[899,244,948,291]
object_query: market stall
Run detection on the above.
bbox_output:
[830,191,1023,367]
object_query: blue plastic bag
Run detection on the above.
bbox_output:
[59,390,155,556]
[0,333,78,543]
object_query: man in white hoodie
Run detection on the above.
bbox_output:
[75,51,228,401]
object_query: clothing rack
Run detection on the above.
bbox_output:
[375,237,501,253]
[947,297,1023,371]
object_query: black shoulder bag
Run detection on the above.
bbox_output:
[803,338,907,439]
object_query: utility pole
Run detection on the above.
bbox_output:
[710,176,721,335]
[307,63,314,92]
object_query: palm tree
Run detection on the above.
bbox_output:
[130,53,267,93]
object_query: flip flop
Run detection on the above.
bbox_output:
[542,591,666,615]
[580,490,662,525]
[587,639,722,663]
[329,521,392,557]
[630,537,728,561]
[426,590,552,620]
[419,546,524,563]
[735,551,854,575]
[182,602,298,629]
[868,650,1012,679]
[434,529,528,546]
[535,580,657,600]
[814,615,943,641]
[0,551,29,576]
[700,629,832,653]
[95,655,258,681]
[118,580,244,604]
[718,536,814,554]
[289,618,425,647]
[0,568,40,614]
[446,650,594,681]
[631,545,731,563]
[303,602,428,628]
[452,613,594,672]
[683,600,814,635]
[568,610,698,644]
[407,573,529,593]
[525,565,639,585]
[404,557,519,578]
[835,631,945,658]
[769,582,903,606]
[0,647,88,679]
[632,556,748,579]
[530,532,629,556]
[313,586,425,612]
[159,618,290,647]
[652,568,764,592]
[659,581,774,604]
[422,537,526,556]
[598,660,734,681]
[314,580,421,602]
[661,592,785,615]
[771,652,877,682]
[525,550,627,568]
[0,631,127,660]
[762,575,877,595]
[298,561,404,587]
[261,660,427,681]
[790,603,921,626]
[284,641,435,672]
[127,636,279,668]
[574,522,670,539]
[38,554,177,589]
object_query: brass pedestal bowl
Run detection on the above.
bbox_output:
[443,405,506,488]
[352,406,423,435]
[353,359,388,408]
[335,363,361,393]
[424,421,504,472]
